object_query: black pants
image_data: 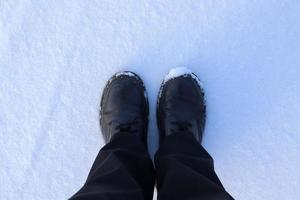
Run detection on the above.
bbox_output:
[70,132,234,200]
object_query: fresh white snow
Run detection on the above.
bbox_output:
[163,67,204,87]
[1,0,300,199]
[164,67,193,82]
[114,71,137,78]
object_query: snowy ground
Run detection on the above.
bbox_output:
[1,0,300,199]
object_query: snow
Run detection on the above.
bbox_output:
[163,67,204,87]
[1,0,300,199]
[164,67,193,81]
[114,71,137,78]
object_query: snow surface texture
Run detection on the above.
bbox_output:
[1,0,300,199]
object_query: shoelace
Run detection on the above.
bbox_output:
[170,121,192,133]
[116,121,138,133]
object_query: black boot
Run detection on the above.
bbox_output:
[70,72,155,200]
[100,71,149,145]
[157,68,206,143]
[155,69,233,200]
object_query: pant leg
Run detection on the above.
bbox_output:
[154,132,234,200]
[70,132,155,200]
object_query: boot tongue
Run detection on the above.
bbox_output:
[104,103,142,121]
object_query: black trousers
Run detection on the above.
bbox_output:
[70,132,234,200]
